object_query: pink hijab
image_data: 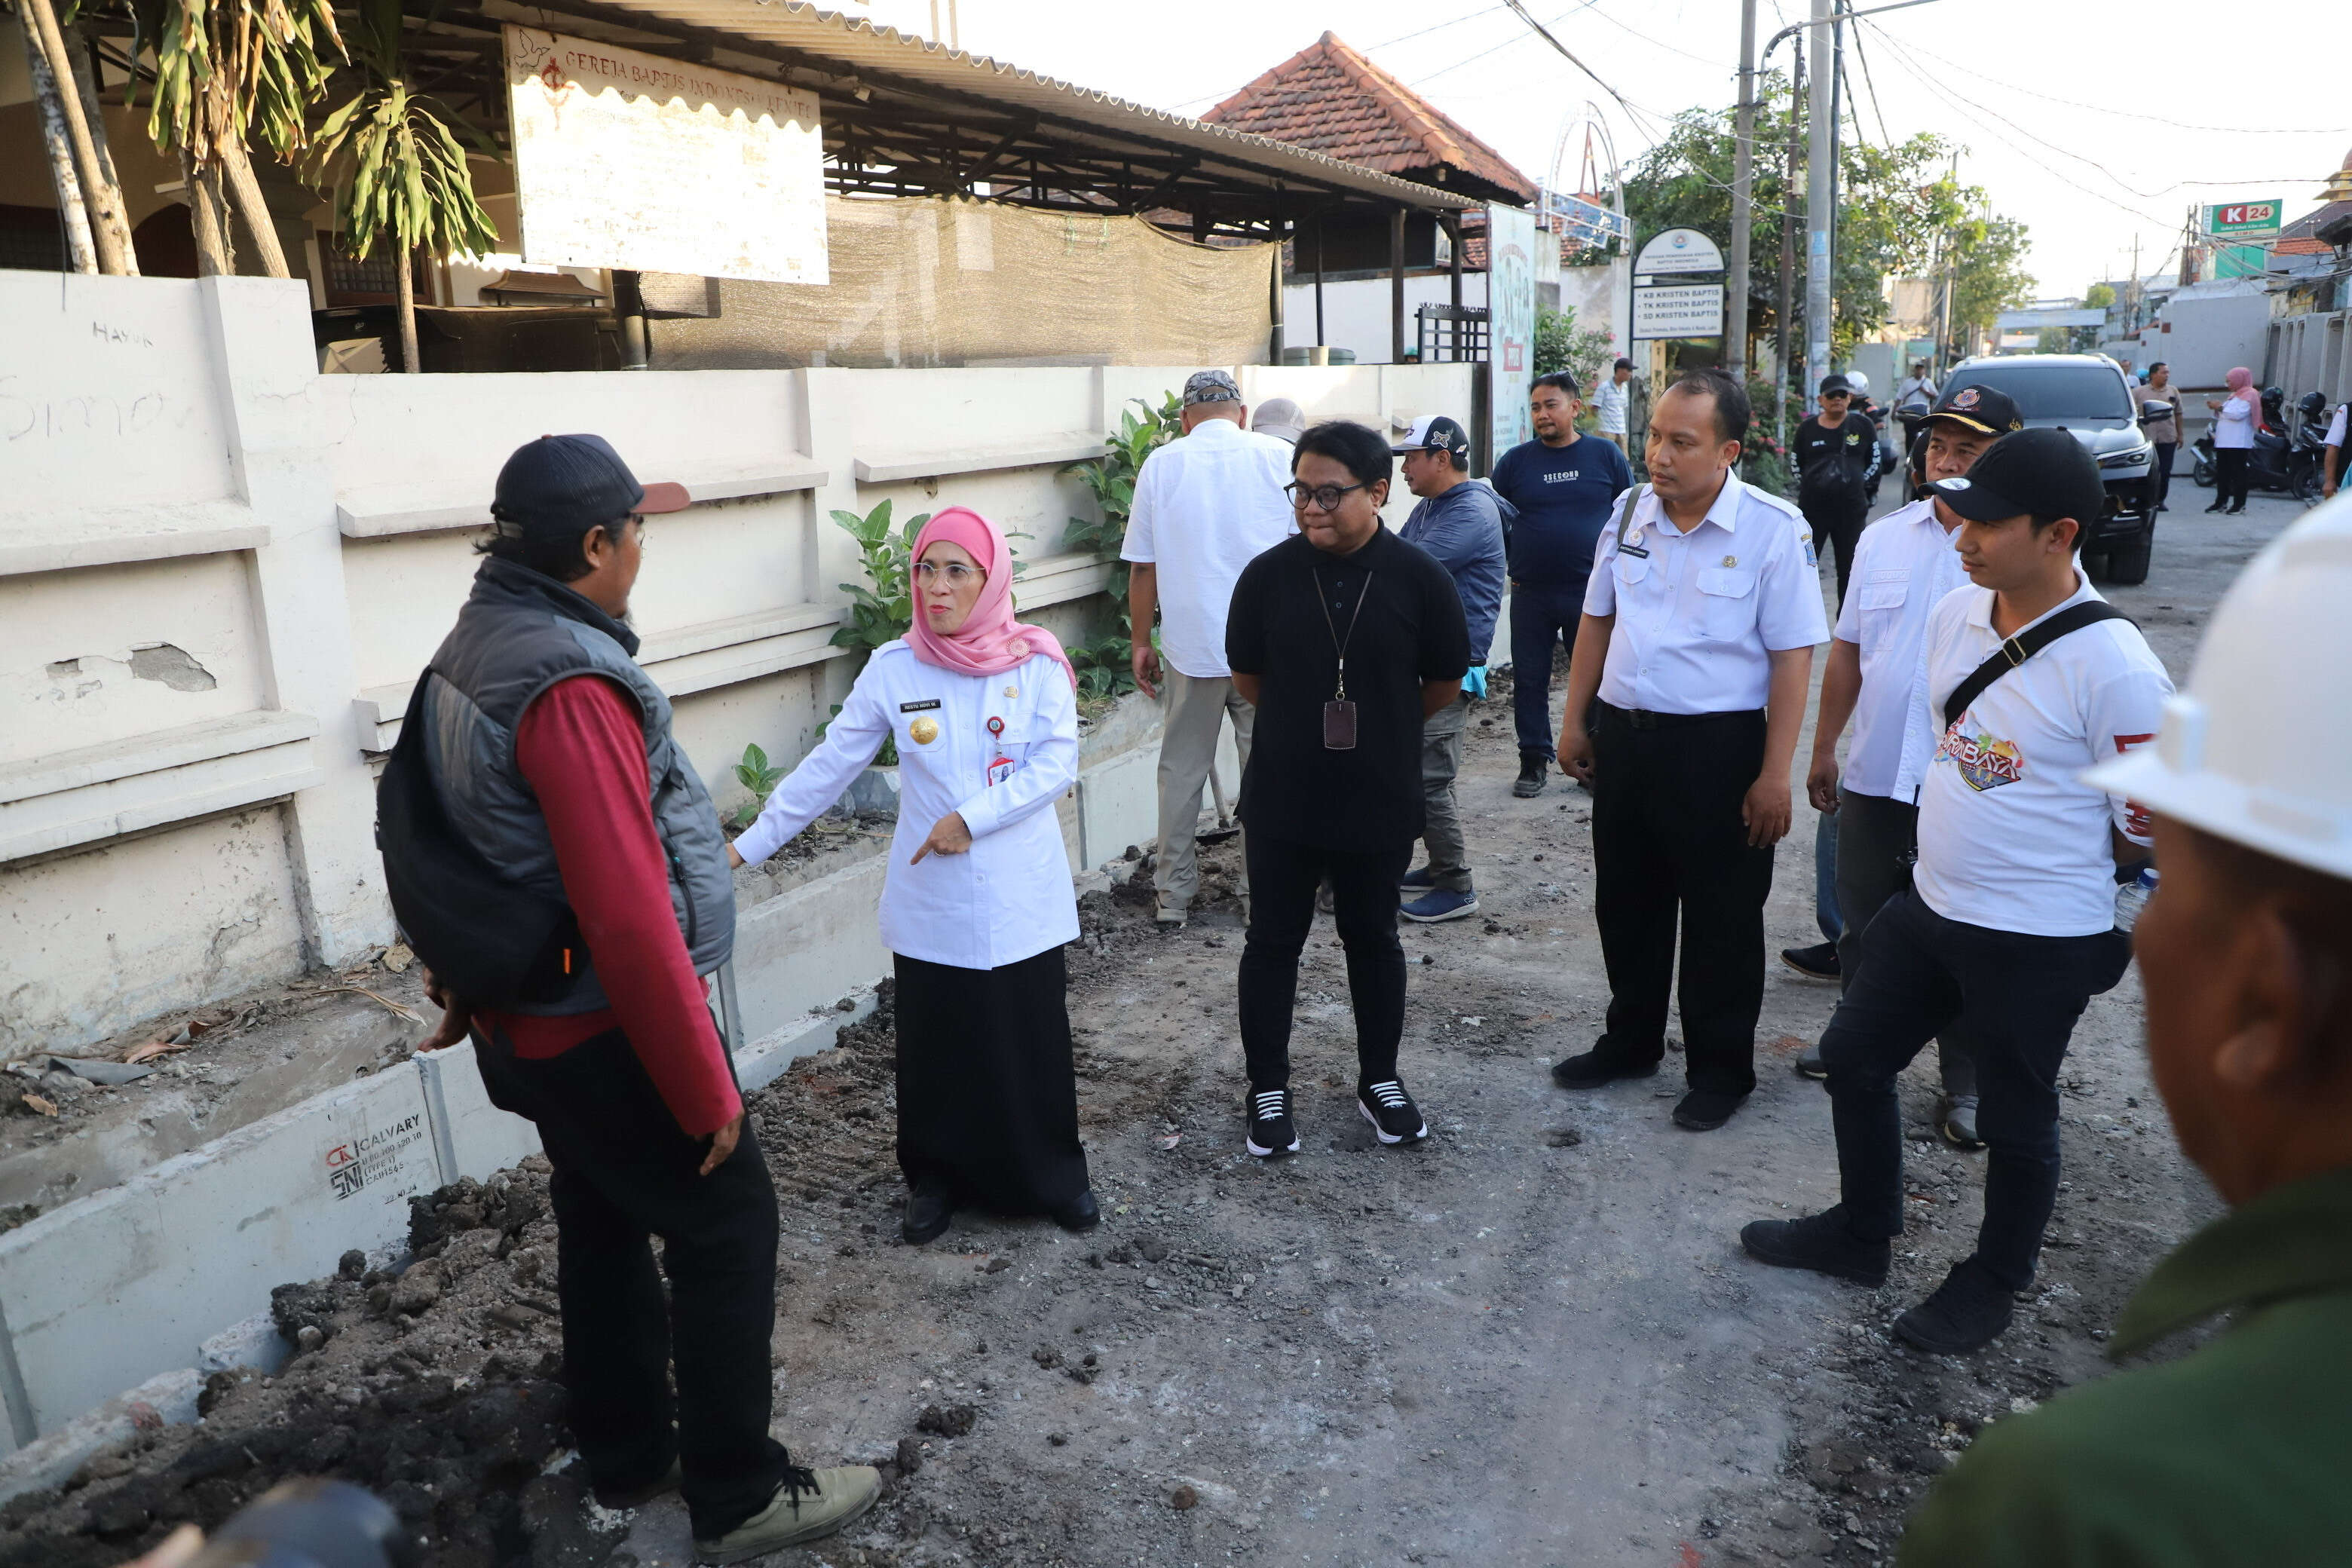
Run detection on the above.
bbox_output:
[904,507,1076,690]
[2226,366,2268,431]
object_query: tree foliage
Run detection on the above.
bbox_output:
[1619,81,2033,361]
[306,0,496,262]
[1533,303,1615,394]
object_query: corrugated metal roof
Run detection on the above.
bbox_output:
[581,0,1478,211]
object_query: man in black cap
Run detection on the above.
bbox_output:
[1741,428,2173,1355]
[397,436,880,1558]
[1793,373,1883,606]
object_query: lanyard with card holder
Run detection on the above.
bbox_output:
[984,715,1015,787]
[1315,564,1374,749]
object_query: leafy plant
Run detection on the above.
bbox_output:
[1066,635,1139,704]
[728,743,786,828]
[1533,305,1617,415]
[1058,390,1182,700]
[828,498,930,661]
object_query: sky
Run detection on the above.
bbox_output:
[853,0,2350,299]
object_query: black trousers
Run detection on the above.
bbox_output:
[2152,440,2176,506]
[1508,582,1586,759]
[1821,890,2130,1291]
[476,1027,789,1540]
[1802,493,1872,608]
[2215,447,2252,510]
[1588,703,1774,1096]
[1239,830,1413,1092]
[1831,789,1973,1098]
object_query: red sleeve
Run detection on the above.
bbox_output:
[514,675,741,1138]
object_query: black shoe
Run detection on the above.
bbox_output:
[2225,504,2245,515]
[1245,1088,1300,1159]
[1514,755,1549,798]
[1049,1190,1101,1232]
[2204,501,2226,513]
[1358,1080,1429,1145]
[1892,1257,2016,1354]
[1550,1045,1660,1089]
[1739,1206,1891,1286]
[1793,1042,1829,1080]
[1672,1088,1747,1130]
[902,1184,952,1245]
[1778,942,1840,982]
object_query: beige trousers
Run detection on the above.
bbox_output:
[1154,668,1254,914]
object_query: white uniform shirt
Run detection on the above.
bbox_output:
[1830,498,1971,799]
[1912,576,2174,937]
[1120,418,1297,679]
[2326,404,2346,448]
[1582,473,1831,714]
[734,644,1081,969]
[1592,378,1631,435]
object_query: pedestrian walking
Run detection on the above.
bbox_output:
[1741,428,2174,1354]
[733,508,1098,1246]
[1550,370,1829,1132]
[1897,495,2352,1566]
[1491,372,1634,799]
[2204,366,2262,515]
[2134,362,2183,510]
[1787,385,2028,1155]
[1122,369,1297,926]
[1224,421,1472,1158]
[1793,372,1884,605]
[386,436,879,1560]
[1892,359,1938,455]
[1392,414,1509,923]
[1592,357,1635,452]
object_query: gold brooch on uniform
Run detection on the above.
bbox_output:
[908,717,941,746]
[1721,554,1738,568]
[1003,684,1019,700]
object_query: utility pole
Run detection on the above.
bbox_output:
[1778,35,1803,445]
[1726,0,1758,381]
[1803,0,1835,409]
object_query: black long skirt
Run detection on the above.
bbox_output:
[893,946,1089,1214]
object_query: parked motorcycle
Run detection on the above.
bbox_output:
[2190,387,2322,503]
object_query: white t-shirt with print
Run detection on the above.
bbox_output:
[1912,575,2174,937]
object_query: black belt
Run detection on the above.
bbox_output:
[1598,700,1762,731]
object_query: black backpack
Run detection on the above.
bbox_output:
[375,675,582,1008]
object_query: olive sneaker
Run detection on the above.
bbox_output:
[1245,1088,1300,1159]
[1358,1080,1429,1145]
[694,1465,881,1563]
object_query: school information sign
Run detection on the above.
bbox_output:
[504,26,828,283]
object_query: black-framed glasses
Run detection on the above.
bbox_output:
[1284,480,1370,513]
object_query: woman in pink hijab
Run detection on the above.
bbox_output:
[731,506,1096,1244]
[2205,367,2263,515]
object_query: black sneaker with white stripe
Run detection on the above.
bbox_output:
[1245,1088,1300,1159]
[1358,1080,1429,1145]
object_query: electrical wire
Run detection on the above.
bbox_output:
[1162,7,1512,112]
[1847,17,1893,148]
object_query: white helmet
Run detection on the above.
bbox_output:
[1844,370,1872,397]
[2087,494,2352,880]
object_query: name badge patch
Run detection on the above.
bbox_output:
[899,699,942,713]
[1616,543,1651,559]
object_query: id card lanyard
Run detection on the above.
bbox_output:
[1314,565,1374,750]
[984,715,1015,787]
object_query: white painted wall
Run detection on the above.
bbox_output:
[1,269,1475,1055]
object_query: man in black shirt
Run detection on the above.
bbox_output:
[1793,373,1882,605]
[1226,421,1472,1159]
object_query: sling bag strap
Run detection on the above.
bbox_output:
[1941,601,2134,730]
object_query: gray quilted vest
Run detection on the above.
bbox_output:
[420,556,734,1015]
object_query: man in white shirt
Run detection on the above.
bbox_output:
[1592,357,1634,451]
[1742,429,2173,1356]
[1123,369,1298,925]
[1791,384,2027,1154]
[1549,369,1830,1132]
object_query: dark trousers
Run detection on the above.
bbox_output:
[2152,440,2177,506]
[1821,890,2130,1291]
[1802,493,1872,608]
[476,1027,789,1540]
[1831,789,1972,1097]
[2215,447,2252,510]
[1239,830,1412,1092]
[1588,703,1774,1096]
[1509,581,1586,758]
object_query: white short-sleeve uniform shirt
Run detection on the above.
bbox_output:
[735,643,1081,969]
[1830,498,1971,800]
[1582,472,1831,715]
[1119,418,1297,680]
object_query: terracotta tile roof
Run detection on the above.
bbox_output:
[2272,236,2332,256]
[1202,32,1539,207]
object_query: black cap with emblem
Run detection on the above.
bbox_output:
[1931,427,2105,527]
[1928,384,2025,437]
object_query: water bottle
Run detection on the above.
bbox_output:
[2114,866,2159,933]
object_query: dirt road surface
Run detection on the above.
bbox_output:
[0,492,2293,1568]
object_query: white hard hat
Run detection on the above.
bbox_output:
[2086,494,2352,880]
